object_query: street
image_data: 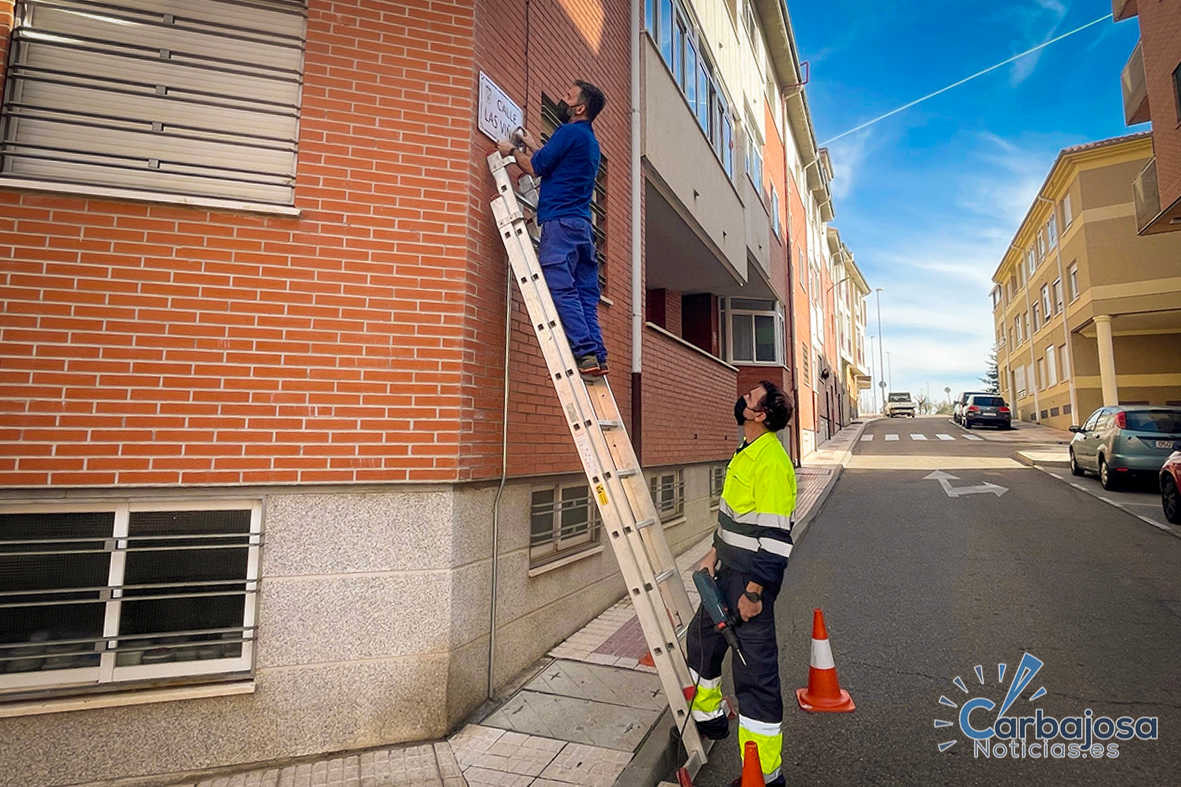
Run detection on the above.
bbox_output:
[693,416,1181,785]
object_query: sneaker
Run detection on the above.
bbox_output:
[577,355,601,376]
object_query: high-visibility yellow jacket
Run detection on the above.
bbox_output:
[714,430,797,588]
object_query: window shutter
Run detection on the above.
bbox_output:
[1,0,306,205]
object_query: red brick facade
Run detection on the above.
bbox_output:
[1135,0,1181,209]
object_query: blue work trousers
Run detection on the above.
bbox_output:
[537,217,606,363]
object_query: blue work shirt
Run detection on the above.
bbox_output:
[531,120,600,224]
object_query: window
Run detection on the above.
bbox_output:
[709,463,726,506]
[658,0,674,63]
[1014,365,1026,397]
[1031,302,1040,332]
[1045,346,1057,387]
[1046,215,1057,249]
[542,95,608,290]
[725,297,784,364]
[1026,248,1036,276]
[1023,312,1030,339]
[1053,279,1063,312]
[1014,316,1022,343]
[746,127,764,193]
[770,183,781,237]
[1068,263,1079,301]
[991,287,1001,309]
[0,1,307,207]
[1059,344,1070,380]
[1062,193,1073,228]
[0,502,260,697]
[1174,63,1181,123]
[649,470,685,522]
[1041,284,1052,318]
[530,482,601,565]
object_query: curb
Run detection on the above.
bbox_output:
[1014,451,1069,468]
[623,419,876,785]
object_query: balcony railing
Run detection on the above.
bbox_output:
[1133,157,1160,234]
[1112,0,1137,22]
[1121,41,1148,126]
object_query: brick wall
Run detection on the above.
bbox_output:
[786,174,814,433]
[641,326,736,467]
[466,0,634,481]
[0,1,475,486]
[1139,0,1181,206]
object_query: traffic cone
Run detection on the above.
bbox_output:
[739,740,763,787]
[795,608,855,712]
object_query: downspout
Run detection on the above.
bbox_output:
[630,0,643,455]
[488,264,511,700]
[1037,196,1077,420]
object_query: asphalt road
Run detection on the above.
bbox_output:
[691,416,1181,786]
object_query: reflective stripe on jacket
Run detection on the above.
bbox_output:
[714,431,796,589]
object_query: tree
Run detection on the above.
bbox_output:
[980,346,999,393]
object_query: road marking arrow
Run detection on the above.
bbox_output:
[923,470,1008,498]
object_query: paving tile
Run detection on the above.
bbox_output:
[483,691,658,752]
[449,724,509,769]
[433,742,463,780]
[537,742,631,786]
[523,660,664,711]
[463,766,533,786]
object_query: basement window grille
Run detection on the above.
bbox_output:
[529,483,601,567]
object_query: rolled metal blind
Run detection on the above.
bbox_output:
[0,0,306,205]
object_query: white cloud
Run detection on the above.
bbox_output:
[829,128,874,202]
[1006,0,1068,86]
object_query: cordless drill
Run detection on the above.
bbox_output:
[692,569,747,667]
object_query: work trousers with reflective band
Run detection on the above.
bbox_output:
[685,567,783,784]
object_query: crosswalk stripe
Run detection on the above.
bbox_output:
[885,434,899,441]
[962,435,983,441]
[936,434,954,441]
[860,434,874,441]
[910,434,927,440]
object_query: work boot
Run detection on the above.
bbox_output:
[695,715,728,741]
[596,357,609,376]
[577,354,601,377]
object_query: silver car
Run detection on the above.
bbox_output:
[1069,406,1181,490]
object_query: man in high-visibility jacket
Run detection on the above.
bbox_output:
[687,380,795,786]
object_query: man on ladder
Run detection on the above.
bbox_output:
[497,80,609,378]
[689,381,796,786]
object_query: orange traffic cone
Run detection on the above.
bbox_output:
[795,608,855,712]
[739,740,764,787]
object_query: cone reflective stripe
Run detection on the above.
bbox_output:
[795,608,855,712]
[740,740,764,787]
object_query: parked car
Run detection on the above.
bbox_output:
[1161,449,1181,524]
[961,394,1011,429]
[953,391,990,425]
[885,392,916,418]
[1069,406,1181,491]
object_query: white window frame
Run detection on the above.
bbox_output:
[1053,279,1063,312]
[0,500,261,697]
[724,297,785,365]
[1023,312,1030,340]
[1062,193,1073,228]
[529,481,601,566]
[1045,345,1058,387]
[1068,264,1079,301]
[770,182,781,237]
[1014,316,1022,343]
[1031,302,1040,332]
[1046,215,1057,249]
[1026,249,1036,276]
[1041,284,1052,317]
[649,469,685,523]
[1014,366,1026,397]
[1059,344,1070,380]
[1037,230,1046,258]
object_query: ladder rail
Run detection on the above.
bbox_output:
[487,152,708,768]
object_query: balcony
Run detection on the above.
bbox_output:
[1132,157,1181,234]
[1121,42,1149,126]
[1112,0,1137,21]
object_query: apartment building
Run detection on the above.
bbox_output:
[0,0,849,784]
[1113,0,1181,234]
[992,133,1181,432]
[829,234,870,424]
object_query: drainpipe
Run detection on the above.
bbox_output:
[488,265,512,700]
[630,0,644,455]
[1036,196,1077,420]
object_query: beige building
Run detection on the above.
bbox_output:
[992,133,1181,431]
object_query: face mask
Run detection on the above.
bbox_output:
[734,395,749,426]
[554,100,572,124]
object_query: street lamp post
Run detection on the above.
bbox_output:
[875,287,885,409]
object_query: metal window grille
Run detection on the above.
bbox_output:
[529,483,601,566]
[0,502,261,699]
[0,0,307,205]
[709,464,726,505]
[648,471,684,522]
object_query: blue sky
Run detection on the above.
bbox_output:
[787,0,1146,409]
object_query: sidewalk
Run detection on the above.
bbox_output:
[180,420,874,787]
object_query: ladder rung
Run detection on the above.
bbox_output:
[598,419,623,430]
[635,518,656,530]
[655,568,676,583]
[617,468,639,478]
[675,623,688,639]
[517,192,538,211]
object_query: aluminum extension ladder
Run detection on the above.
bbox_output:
[486,150,710,774]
